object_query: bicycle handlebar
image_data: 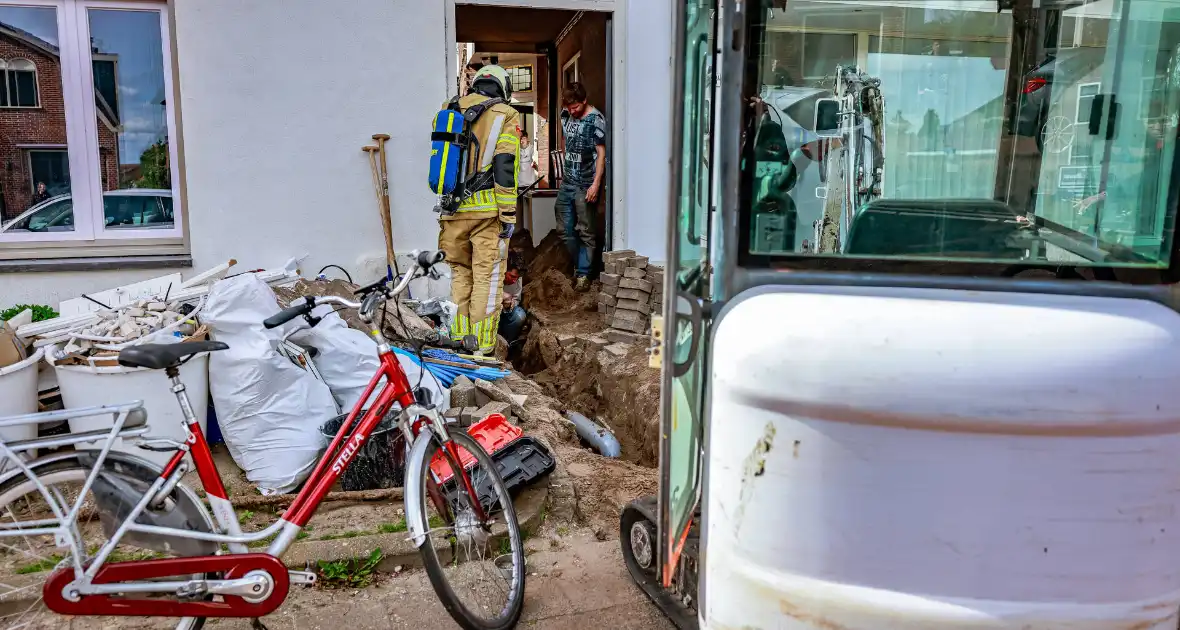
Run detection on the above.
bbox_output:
[263,296,316,329]
[264,249,447,330]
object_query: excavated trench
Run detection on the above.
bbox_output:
[511,230,661,469]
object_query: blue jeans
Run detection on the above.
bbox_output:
[555,184,595,277]
[498,305,527,344]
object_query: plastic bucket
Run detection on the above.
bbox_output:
[53,352,210,469]
[0,348,46,444]
[320,413,404,491]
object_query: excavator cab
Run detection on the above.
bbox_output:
[624,0,1180,628]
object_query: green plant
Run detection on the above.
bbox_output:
[15,554,63,574]
[317,548,383,589]
[1,304,57,323]
[318,530,369,541]
[378,520,408,534]
[237,510,255,522]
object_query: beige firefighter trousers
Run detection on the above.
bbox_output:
[439,216,507,352]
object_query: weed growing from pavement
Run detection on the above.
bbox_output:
[317,548,384,589]
[378,520,408,534]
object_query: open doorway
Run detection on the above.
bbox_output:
[454,4,614,263]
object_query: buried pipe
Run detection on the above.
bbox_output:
[564,410,622,458]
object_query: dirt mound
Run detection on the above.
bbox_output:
[523,268,580,312]
[519,323,660,468]
[527,230,573,281]
[273,278,433,340]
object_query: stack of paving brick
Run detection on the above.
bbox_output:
[597,250,664,336]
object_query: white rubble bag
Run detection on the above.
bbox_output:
[202,275,336,495]
[289,304,450,413]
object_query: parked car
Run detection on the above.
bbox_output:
[1016,47,1106,154]
[0,189,173,233]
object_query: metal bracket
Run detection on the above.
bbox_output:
[648,315,664,369]
[288,570,317,587]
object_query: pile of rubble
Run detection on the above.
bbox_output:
[596,249,664,338]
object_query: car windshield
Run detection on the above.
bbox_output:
[4,199,74,233]
[741,0,1180,269]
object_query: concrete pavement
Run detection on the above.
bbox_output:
[60,530,673,630]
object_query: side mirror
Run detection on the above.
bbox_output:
[814,98,841,138]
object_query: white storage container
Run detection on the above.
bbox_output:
[705,287,1180,630]
[0,348,46,444]
[53,353,210,469]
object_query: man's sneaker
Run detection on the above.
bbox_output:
[575,276,591,292]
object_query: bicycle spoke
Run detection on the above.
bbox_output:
[418,432,525,628]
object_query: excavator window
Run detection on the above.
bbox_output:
[740,0,1180,272]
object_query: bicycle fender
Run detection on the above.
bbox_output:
[404,430,436,548]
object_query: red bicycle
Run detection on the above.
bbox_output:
[0,250,526,630]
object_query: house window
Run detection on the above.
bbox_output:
[0,0,181,250]
[507,65,532,93]
[562,53,580,89]
[0,58,38,107]
[1071,82,1101,165]
[28,150,69,196]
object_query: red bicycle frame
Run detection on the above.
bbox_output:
[159,346,485,534]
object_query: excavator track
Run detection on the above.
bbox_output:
[619,496,699,630]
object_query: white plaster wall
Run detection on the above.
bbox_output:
[174,0,449,285]
[620,0,673,264]
[2,0,452,310]
[2,0,676,309]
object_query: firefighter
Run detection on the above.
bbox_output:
[438,65,521,354]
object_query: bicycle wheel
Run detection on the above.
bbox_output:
[412,430,526,630]
[0,457,211,630]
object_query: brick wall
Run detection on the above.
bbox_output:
[0,34,121,220]
[557,13,608,117]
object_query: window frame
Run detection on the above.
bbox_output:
[0,0,184,254]
[0,57,40,108]
[507,64,532,93]
[562,52,580,90]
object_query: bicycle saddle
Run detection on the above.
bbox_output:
[118,340,228,370]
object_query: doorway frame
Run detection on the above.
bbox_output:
[444,0,629,251]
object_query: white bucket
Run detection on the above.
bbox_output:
[0,348,46,444]
[53,353,210,469]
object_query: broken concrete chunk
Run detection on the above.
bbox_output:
[624,256,649,269]
[603,249,636,263]
[459,407,481,427]
[597,293,617,307]
[612,318,648,334]
[556,333,579,348]
[619,277,654,293]
[605,329,648,345]
[601,283,619,296]
[585,335,610,349]
[146,302,168,312]
[476,401,513,422]
[604,343,630,358]
[449,375,477,409]
[600,273,621,287]
[623,267,647,280]
[125,307,146,318]
[615,298,651,315]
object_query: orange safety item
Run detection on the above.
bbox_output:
[429,413,522,484]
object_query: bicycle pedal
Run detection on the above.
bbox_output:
[288,570,316,588]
